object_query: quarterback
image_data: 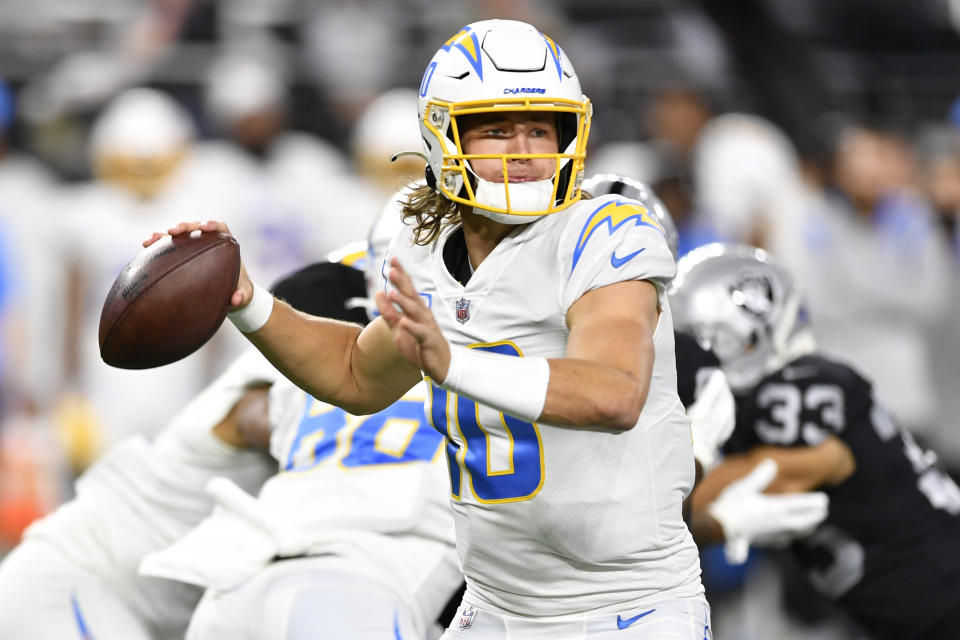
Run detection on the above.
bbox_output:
[151,19,710,638]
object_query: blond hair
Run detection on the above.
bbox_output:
[401,183,461,246]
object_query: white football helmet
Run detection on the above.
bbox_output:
[418,19,592,224]
[668,243,815,393]
[582,173,679,260]
[89,87,194,198]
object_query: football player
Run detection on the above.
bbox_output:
[151,19,712,638]
[0,252,459,640]
[671,243,960,640]
[0,346,280,640]
[141,257,461,640]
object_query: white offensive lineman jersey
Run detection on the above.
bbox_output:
[22,349,281,638]
[142,378,461,637]
[382,194,704,618]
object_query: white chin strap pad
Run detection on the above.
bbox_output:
[473,177,556,224]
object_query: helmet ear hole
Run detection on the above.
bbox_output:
[557,112,578,153]
[425,164,437,190]
[556,161,574,205]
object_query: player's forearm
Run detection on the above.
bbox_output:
[745,439,854,491]
[690,451,811,516]
[244,298,371,413]
[540,357,650,431]
[439,347,650,431]
[692,439,854,514]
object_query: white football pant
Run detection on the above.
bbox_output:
[187,558,424,640]
[0,540,152,640]
[439,597,712,640]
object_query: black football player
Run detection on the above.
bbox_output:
[671,243,960,640]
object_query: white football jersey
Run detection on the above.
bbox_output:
[384,195,704,617]
[23,348,281,637]
[142,379,461,636]
[269,378,461,631]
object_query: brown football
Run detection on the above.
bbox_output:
[99,231,241,369]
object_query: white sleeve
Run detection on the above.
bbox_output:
[559,197,677,312]
[267,377,311,463]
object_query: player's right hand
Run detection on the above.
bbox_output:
[377,257,452,381]
[143,220,254,310]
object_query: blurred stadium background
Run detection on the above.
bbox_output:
[0,1,958,638]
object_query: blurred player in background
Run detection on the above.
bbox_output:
[194,51,422,289]
[58,87,248,458]
[142,254,460,640]
[671,243,960,640]
[195,49,372,288]
[692,112,811,260]
[0,239,461,639]
[0,346,280,640]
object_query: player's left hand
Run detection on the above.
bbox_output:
[708,459,829,564]
[376,257,451,381]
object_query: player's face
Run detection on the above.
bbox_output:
[458,111,560,184]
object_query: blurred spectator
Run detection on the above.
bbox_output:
[193,50,382,290]
[588,86,725,258]
[0,78,69,547]
[0,78,63,415]
[349,87,425,199]
[0,413,65,549]
[919,121,960,251]
[300,0,405,134]
[784,122,954,439]
[57,87,244,458]
[916,123,960,472]
[588,86,714,184]
[693,112,814,264]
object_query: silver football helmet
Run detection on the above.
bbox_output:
[582,173,679,260]
[668,243,815,392]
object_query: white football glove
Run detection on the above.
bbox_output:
[708,459,829,565]
[688,368,736,471]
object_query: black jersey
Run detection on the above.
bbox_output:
[724,353,960,640]
[674,330,721,409]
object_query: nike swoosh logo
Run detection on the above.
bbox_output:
[617,608,656,629]
[610,248,645,268]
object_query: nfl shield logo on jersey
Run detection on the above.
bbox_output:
[455,298,471,324]
[457,604,477,630]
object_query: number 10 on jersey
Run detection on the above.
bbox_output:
[428,342,545,503]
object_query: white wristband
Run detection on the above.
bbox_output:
[227,282,274,333]
[440,345,550,423]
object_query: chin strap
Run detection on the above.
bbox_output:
[424,165,437,190]
[472,177,557,220]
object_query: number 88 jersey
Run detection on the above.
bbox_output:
[725,353,960,640]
